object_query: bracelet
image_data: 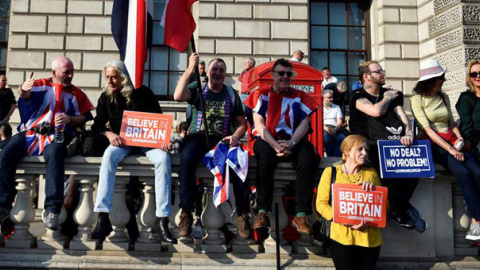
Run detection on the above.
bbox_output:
[291,138,297,146]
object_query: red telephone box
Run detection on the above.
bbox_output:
[246,61,324,156]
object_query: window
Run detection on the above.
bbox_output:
[310,1,368,91]
[0,1,10,73]
[144,0,188,100]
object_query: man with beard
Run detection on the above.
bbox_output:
[349,60,427,233]
[174,53,252,239]
[0,56,93,230]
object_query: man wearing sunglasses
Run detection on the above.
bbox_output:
[244,58,319,236]
[349,60,427,233]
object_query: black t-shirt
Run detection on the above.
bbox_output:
[0,88,16,120]
[349,88,404,143]
[187,82,244,136]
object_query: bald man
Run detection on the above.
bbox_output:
[0,56,94,230]
[0,74,16,125]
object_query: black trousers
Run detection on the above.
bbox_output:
[370,145,419,215]
[330,240,381,270]
[253,139,318,214]
[179,133,250,215]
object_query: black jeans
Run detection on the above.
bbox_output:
[0,131,67,214]
[253,139,318,214]
[178,133,250,215]
[330,240,381,270]
[370,145,418,215]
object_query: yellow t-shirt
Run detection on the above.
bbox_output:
[316,165,383,248]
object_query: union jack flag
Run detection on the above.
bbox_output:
[18,78,93,156]
[202,142,250,207]
[244,86,319,139]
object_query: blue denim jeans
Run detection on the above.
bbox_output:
[0,131,66,214]
[432,144,480,220]
[323,131,346,157]
[94,145,172,217]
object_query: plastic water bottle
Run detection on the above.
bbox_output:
[193,217,204,254]
[54,111,65,143]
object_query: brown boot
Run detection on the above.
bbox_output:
[292,216,311,235]
[253,212,270,230]
[237,213,252,239]
[178,210,193,237]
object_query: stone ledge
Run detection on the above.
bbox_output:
[0,248,478,269]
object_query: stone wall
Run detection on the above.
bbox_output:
[6,0,118,125]
[194,0,309,90]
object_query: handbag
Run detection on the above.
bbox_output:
[312,166,337,247]
[80,130,110,157]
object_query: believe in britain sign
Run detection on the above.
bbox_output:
[377,140,435,179]
[120,111,173,148]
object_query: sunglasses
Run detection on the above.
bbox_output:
[368,69,386,75]
[470,72,480,78]
[274,71,293,77]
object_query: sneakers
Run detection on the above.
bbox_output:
[253,212,270,230]
[466,223,480,241]
[407,207,427,233]
[292,216,311,235]
[178,210,193,237]
[237,213,252,239]
[43,211,60,231]
[389,210,414,230]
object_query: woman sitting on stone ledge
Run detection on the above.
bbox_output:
[87,60,177,244]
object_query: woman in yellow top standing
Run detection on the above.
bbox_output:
[316,134,382,270]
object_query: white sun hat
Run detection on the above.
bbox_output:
[418,58,447,82]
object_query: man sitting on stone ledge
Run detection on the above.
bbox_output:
[173,53,252,239]
[244,58,319,236]
[0,56,94,230]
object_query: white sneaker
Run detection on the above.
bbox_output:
[465,224,480,241]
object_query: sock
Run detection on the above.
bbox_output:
[296,212,307,218]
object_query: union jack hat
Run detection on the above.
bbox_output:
[418,58,447,82]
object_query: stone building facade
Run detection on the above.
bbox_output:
[3,0,480,123]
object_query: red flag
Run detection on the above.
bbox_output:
[111,0,153,89]
[161,0,197,52]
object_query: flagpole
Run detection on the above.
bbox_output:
[190,36,210,148]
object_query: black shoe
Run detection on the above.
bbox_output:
[43,211,60,231]
[389,210,414,230]
[154,217,177,244]
[88,212,113,241]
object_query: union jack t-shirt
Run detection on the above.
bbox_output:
[244,86,318,139]
[18,78,94,156]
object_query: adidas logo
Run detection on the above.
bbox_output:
[386,126,402,140]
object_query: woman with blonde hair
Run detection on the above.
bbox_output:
[316,134,382,270]
[456,60,480,157]
[411,58,480,241]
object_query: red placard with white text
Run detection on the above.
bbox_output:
[119,111,173,148]
[332,184,388,228]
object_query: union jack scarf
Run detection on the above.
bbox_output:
[202,141,250,207]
